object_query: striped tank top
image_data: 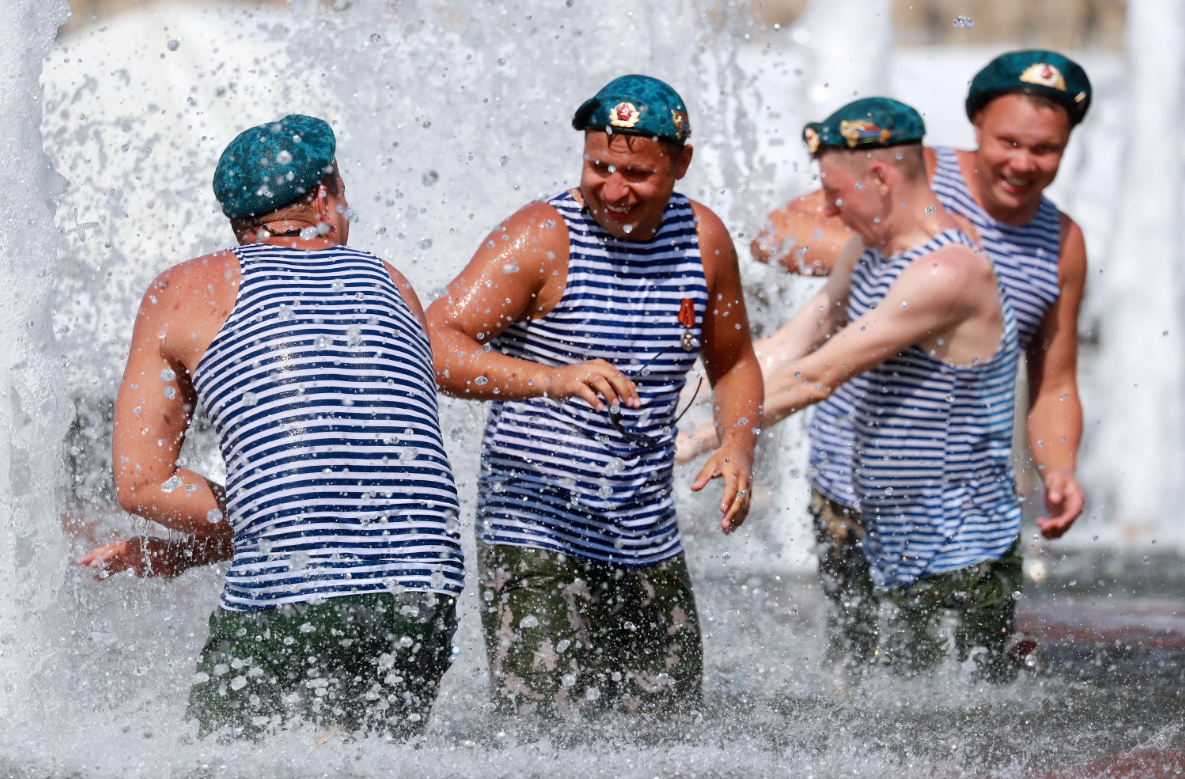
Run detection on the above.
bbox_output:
[807,147,1062,510]
[476,191,708,565]
[848,230,1022,587]
[192,242,464,611]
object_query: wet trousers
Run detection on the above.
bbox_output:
[477,543,703,720]
[187,591,456,739]
[810,488,1024,680]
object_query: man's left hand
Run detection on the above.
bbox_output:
[1036,470,1084,539]
[690,445,752,535]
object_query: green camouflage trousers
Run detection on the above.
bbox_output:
[810,488,1025,680]
[187,591,456,739]
[478,543,703,720]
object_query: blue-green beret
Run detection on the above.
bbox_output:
[802,97,926,156]
[213,114,337,220]
[966,50,1091,126]
[572,75,691,145]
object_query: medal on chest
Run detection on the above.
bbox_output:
[679,298,699,352]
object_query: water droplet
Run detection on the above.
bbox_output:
[604,458,626,476]
[498,156,509,166]
[159,368,176,382]
[450,428,465,443]
[952,15,975,28]
[884,487,894,495]
[315,335,332,349]
[925,205,936,215]
[275,149,293,165]
[519,615,539,629]
[399,636,414,648]
[399,448,419,464]
[474,376,489,386]
[502,263,519,274]
[162,386,176,399]
[346,326,363,347]
[418,238,433,250]
[598,484,613,498]
[206,509,223,524]
[385,579,406,595]
[242,392,259,407]
[945,394,955,403]
[561,673,577,688]
[556,639,571,653]
[430,571,447,588]
[370,32,381,42]
[343,207,359,223]
[160,475,183,493]
[278,304,294,321]
[166,39,180,51]
[299,226,319,240]
[288,551,310,571]
[497,58,506,67]
[622,224,633,234]
[422,170,439,186]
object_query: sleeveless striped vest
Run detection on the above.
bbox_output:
[848,231,1022,587]
[476,191,708,565]
[193,242,463,611]
[807,148,1062,510]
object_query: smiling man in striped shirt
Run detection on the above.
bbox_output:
[77,115,463,739]
[428,76,763,720]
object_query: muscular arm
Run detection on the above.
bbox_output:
[112,270,232,541]
[763,245,1000,427]
[427,201,639,410]
[1026,215,1087,538]
[689,203,764,532]
[750,189,853,275]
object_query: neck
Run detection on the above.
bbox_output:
[870,183,955,257]
[240,219,343,250]
[965,148,1042,226]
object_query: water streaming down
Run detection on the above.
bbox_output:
[5,0,1185,776]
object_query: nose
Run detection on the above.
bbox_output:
[601,175,630,204]
[822,198,841,218]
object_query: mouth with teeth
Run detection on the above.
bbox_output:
[999,175,1035,196]
[601,202,638,222]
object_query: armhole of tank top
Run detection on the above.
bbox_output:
[192,247,246,384]
[677,193,708,292]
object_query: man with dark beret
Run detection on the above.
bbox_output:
[427,75,763,720]
[685,51,1090,672]
[76,114,465,739]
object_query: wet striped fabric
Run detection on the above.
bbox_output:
[807,147,1062,511]
[192,242,463,612]
[476,190,708,565]
[847,230,1022,587]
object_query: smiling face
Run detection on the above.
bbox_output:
[579,131,693,241]
[972,93,1071,222]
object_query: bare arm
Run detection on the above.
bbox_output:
[112,273,232,541]
[1026,215,1087,539]
[687,203,764,533]
[427,201,639,411]
[763,245,999,427]
[750,189,853,275]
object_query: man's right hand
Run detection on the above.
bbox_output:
[544,359,640,411]
[76,537,185,580]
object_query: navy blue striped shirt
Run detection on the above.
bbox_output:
[476,191,708,565]
[193,243,463,611]
[808,147,1062,510]
[848,231,1022,586]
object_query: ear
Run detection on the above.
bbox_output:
[971,109,985,148]
[867,160,893,196]
[673,144,694,180]
[313,184,330,224]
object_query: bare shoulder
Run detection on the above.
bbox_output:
[497,200,570,250]
[379,259,428,328]
[905,241,995,291]
[145,250,240,312]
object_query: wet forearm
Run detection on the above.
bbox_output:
[116,468,229,538]
[1027,386,1083,477]
[711,353,764,454]
[433,325,550,401]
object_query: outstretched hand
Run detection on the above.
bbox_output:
[1036,470,1085,539]
[690,444,753,535]
[76,537,188,580]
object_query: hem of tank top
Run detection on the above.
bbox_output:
[521,189,706,334]
[191,243,397,384]
[216,584,463,612]
[474,536,685,568]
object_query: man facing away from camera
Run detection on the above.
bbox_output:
[78,115,464,739]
